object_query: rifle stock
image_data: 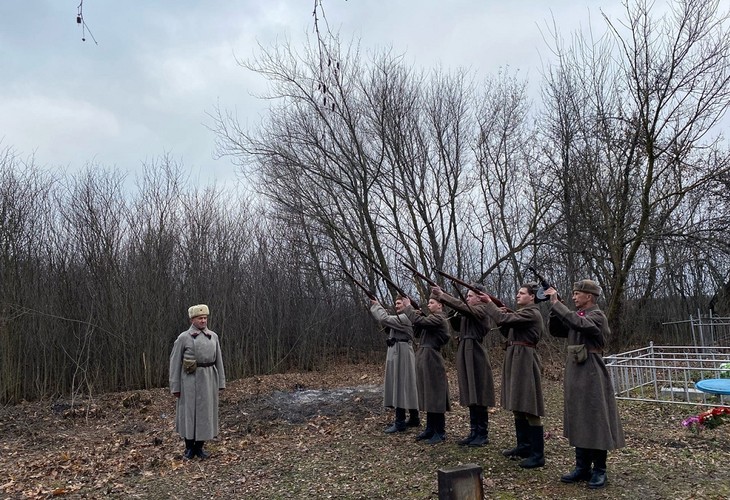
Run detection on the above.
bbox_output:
[434,269,507,309]
[342,268,377,301]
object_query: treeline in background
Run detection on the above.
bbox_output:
[1,0,730,404]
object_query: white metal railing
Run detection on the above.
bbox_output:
[605,342,730,407]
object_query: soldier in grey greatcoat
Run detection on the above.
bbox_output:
[431,285,495,447]
[169,304,226,459]
[402,293,451,445]
[546,280,625,489]
[370,296,420,433]
[479,283,546,469]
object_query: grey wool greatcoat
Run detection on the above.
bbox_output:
[548,301,625,450]
[403,306,451,413]
[169,326,226,441]
[438,293,496,407]
[484,301,545,417]
[370,303,419,410]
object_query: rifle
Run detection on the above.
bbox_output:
[428,269,479,318]
[527,266,561,302]
[342,268,377,301]
[434,269,507,309]
[351,246,421,308]
[371,266,421,310]
[400,260,438,288]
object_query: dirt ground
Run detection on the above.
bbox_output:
[1,360,729,499]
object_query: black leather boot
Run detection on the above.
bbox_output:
[405,409,421,427]
[560,447,592,483]
[519,425,545,469]
[588,449,607,489]
[502,417,531,459]
[427,413,446,445]
[468,406,489,447]
[415,413,435,441]
[458,406,477,446]
[193,441,209,459]
[183,439,195,460]
[384,408,407,433]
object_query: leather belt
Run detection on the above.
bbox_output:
[197,362,216,367]
[506,341,537,348]
[387,338,411,347]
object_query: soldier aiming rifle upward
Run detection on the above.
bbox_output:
[344,263,421,433]
[429,272,497,448]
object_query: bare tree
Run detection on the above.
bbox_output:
[55,166,129,395]
[127,157,187,388]
[0,148,57,402]
[212,34,556,306]
[472,69,557,292]
[540,0,730,346]
[360,58,475,294]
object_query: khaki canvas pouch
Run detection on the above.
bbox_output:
[183,359,197,374]
[567,344,588,364]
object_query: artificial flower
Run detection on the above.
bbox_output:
[682,406,730,433]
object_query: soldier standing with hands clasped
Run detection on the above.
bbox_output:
[545,280,625,489]
[169,304,226,460]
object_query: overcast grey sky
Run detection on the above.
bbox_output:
[0,1,636,184]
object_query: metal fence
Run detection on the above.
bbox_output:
[605,343,730,407]
[661,312,730,347]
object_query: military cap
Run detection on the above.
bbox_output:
[188,304,210,318]
[572,280,602,296]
